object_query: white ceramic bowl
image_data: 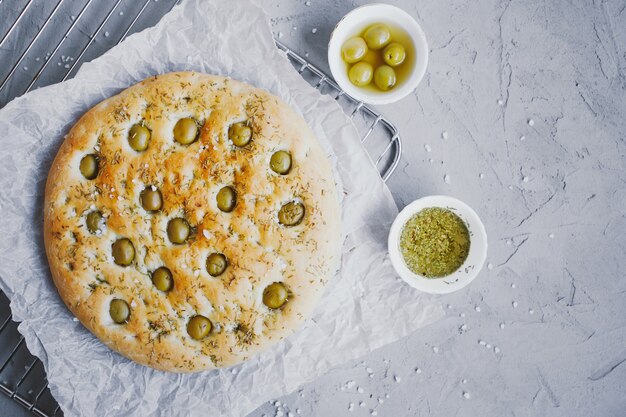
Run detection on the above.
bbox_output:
[388,196,488,294]
[328,4,429,105]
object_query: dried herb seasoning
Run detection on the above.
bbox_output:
[400,207,470,278]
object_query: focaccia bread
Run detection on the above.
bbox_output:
[43,72,341,372]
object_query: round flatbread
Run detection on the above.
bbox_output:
[43,72,341,372]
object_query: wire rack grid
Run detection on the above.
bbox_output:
[0,1,402,416]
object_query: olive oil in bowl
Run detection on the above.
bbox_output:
[342,23,417,94]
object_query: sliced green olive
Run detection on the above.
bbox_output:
[167,218,191,244]
[216,186,236,212]
[363,23,391,50]
[187,315,212,340]
[128,124,151,151]
[86,210,105,234]
[79,154,99,180]
[152,267,173,292]
[383,42,406,67]
[174,117,199,145]
[112,238,135,266]
[140,187,162,212]
[270,151,292,175]
[278,201,305,226]
[374,65,397,91]
[109,299,130,324]
[228,122,252,147]
[206,253,227,277]
[263,282,288,309]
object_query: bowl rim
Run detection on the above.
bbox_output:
[388,195,488,294]
[328,3,429,105]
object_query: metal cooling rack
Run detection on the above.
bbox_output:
[0,1,403,415]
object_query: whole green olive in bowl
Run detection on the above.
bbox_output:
[341,37,368,63]
[328,4,429,104]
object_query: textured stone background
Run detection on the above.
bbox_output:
[1,0,625,416]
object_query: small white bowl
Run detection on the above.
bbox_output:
[388,196,488,294]
[328,4,429,105]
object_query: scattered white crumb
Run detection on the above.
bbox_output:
[359,401,365,407]
[444,174,451,184]
[415,368,422,374]
[394,375,401,383]
[494,346,501,353]
[463,392,471,399]
[499,323,505,329]
[487,263,494,270]
[424,144,432,152]
[348,403,354,411]
[529,309,535,315]
[520,135,526,141]
[104,31,109,37]
[528,118,535,126]
[73,317,79,322]
[311,28,317,34]
[479,173,485,179]
[512,301,518,308]
[549,233,555,239]
[432,346,439,353]
[441,131,449,139]
[479,340,486,346]
[357,386,364,393]
[475,306,481,312]
[523,176,529,183]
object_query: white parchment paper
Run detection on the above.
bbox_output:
[0,0,442,415]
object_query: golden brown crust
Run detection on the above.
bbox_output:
[43,72,341,372]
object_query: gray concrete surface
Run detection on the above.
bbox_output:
[1,0,625,416]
